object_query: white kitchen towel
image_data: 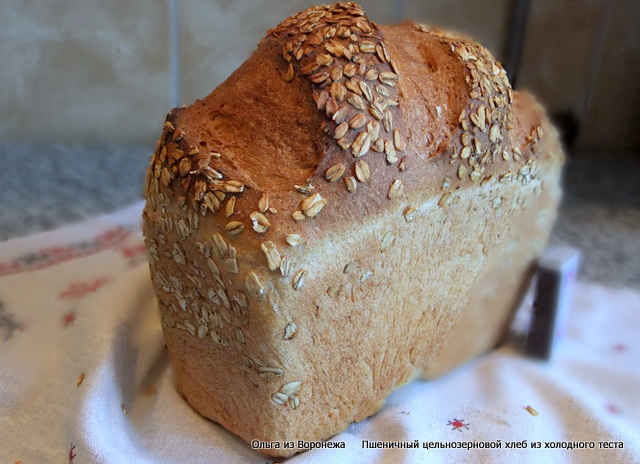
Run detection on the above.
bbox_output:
[1,202,638,463]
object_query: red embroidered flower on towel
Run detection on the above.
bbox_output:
[119,244,148,260]
[62,311,76,328]
[605,403,620,414]
[59,278,109,300]
[448,418,469,431]
[69,443,76,463]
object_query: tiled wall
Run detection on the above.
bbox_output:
[1,0,172,143]
[2,0,638,151]
[517,0,640,150]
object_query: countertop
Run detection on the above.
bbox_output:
[1,144,638,287]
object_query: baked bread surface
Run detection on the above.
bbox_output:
[142,2,563,457]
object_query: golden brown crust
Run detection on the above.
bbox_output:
[142,2,563,458]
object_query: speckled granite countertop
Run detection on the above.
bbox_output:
[1,144,638,287]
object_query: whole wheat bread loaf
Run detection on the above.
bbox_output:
[142,2,563,457]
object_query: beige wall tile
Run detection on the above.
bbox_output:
[579,0,640,150]
[517,0,601,148]
[179,0,399,105]
[402,0,510,60]
[517,0,640,151]
[3,0,634,150]
[0,0,172,144]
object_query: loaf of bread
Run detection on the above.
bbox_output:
[142,2,563,457]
